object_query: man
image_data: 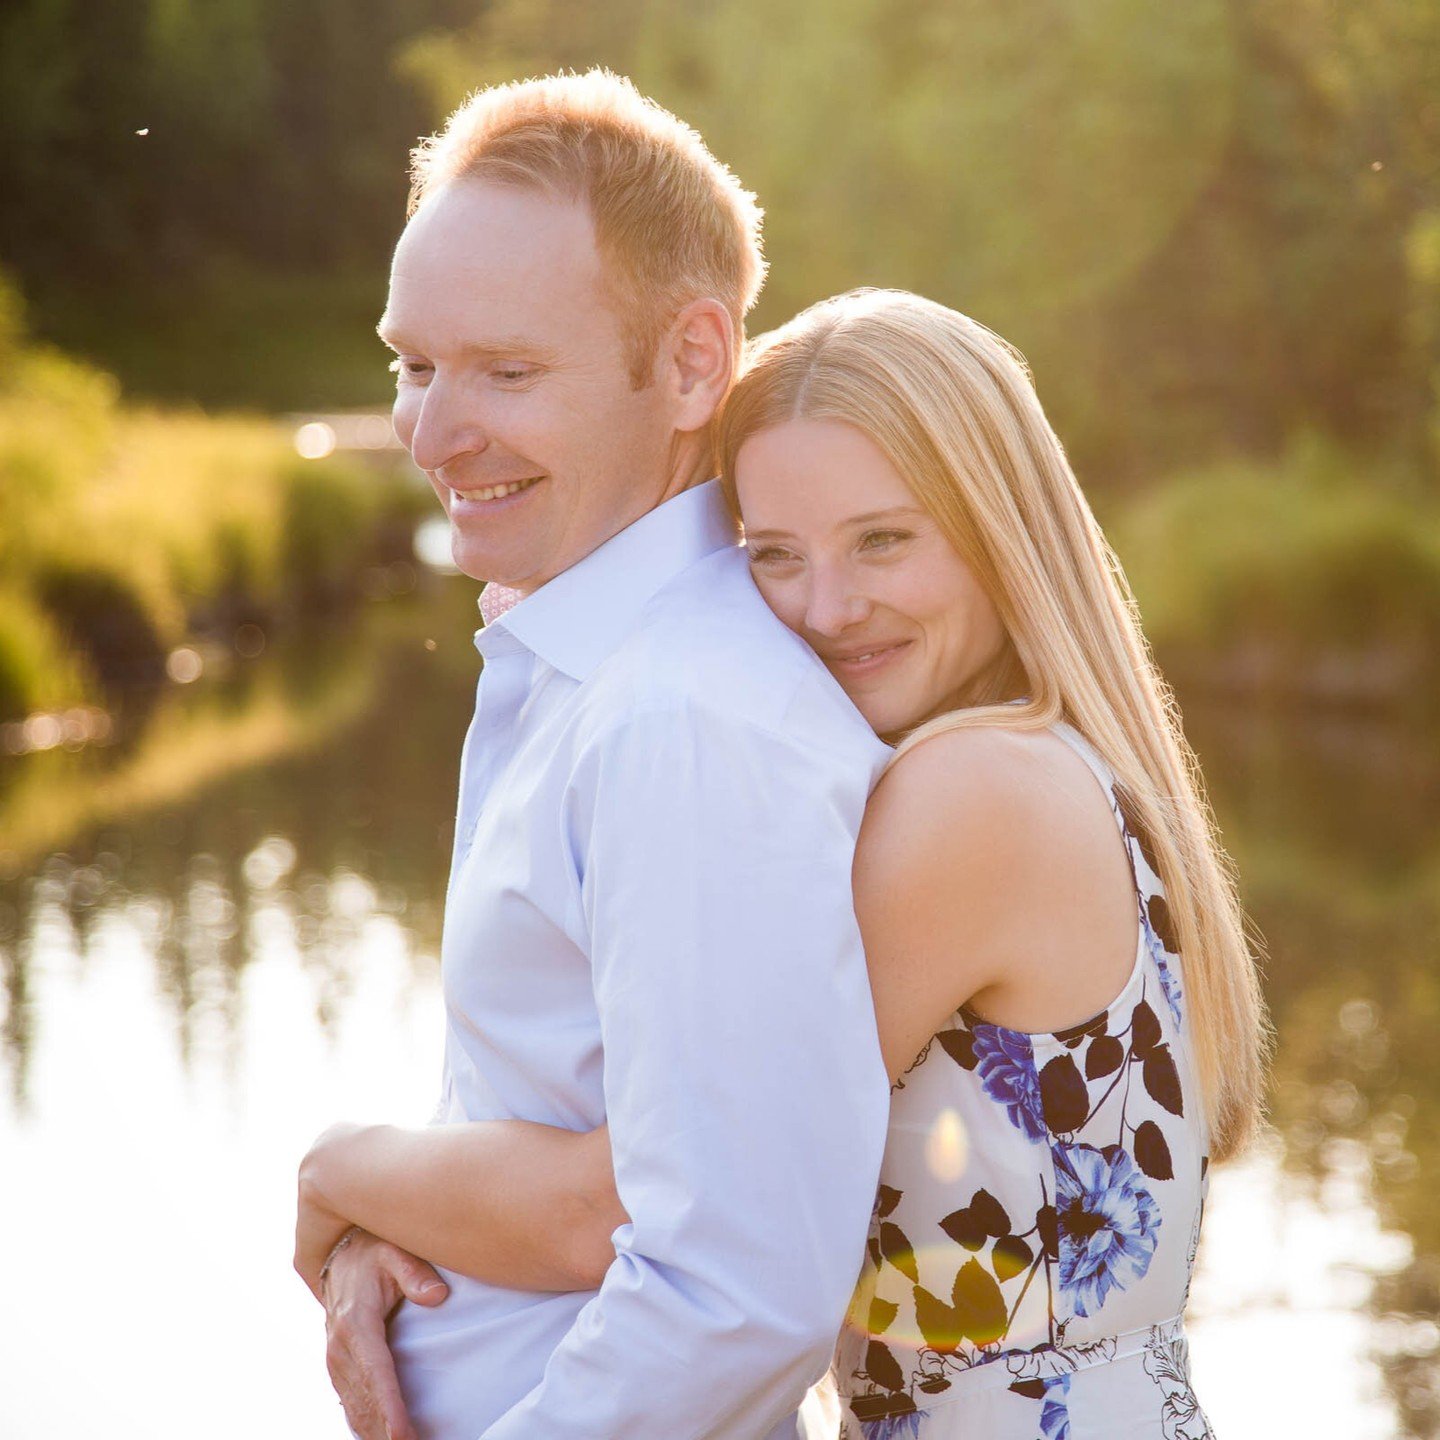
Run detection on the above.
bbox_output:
[310,70,890,1439]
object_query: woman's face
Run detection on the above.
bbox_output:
[735,417,1011,737]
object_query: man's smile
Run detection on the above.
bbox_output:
[448,475,546,505]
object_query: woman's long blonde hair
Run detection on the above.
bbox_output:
[715,289,1267,1162]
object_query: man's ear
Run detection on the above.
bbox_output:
[665,298,735,433]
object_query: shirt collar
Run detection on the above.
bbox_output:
[473,479,739,680]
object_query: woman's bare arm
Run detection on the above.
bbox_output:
[856,726,1140,1081]
[295,1119,627,1298]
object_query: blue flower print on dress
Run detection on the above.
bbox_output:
[1040,1374,1072,1440]
[971,1025,1047,1142]
[1053,1143,1162,1317]
[859,1413,925,1440]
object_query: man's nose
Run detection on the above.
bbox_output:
[804,571,871,637]
[405,378,489,475]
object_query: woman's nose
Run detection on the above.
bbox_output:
[804,572,871,637]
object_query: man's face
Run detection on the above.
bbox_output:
[380,180,676,591]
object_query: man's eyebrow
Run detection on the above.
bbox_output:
[374,323,559,363]
[745,506,926,541]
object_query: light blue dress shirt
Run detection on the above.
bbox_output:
[389,480,892,1440]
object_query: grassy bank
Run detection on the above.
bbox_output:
[0,278,423,723]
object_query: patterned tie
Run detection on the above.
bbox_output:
[479,582,524,626]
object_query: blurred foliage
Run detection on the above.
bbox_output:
[0,0,475,407]
[0,272,423,721]
[35,269,402,412]
[0,0,463,275]
[1110,437,1440,701]
[0,585,88,721]
[3,2,1440,702]
[0,0,1434,476]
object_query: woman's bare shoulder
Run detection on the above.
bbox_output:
[860,723,1093,870]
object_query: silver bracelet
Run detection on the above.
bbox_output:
[318,1225,361,1286]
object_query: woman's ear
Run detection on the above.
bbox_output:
[665,298,735,433]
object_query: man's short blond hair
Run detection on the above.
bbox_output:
[409,69,766,385]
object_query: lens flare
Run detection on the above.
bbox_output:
[926,1106,969,1183]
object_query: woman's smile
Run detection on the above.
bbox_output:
[821,638,914,681]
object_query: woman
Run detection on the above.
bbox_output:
[298,289,1266,1439]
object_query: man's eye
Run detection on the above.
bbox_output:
[389,358,431,382]
[493,366,536,383]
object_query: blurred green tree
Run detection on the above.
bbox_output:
[0,0,1436,476]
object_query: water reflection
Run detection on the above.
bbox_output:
[1184,700,1440,1436]
[0,580,478,1111]
[0,592,1436,1436]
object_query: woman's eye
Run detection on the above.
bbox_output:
[493,366,537,383]
[747,545,797,566]
[859,529,909,551]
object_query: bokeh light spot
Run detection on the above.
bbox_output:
[166,647,203,683]
[293,421,336,459]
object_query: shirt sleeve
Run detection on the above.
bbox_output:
[478,696,892,1440]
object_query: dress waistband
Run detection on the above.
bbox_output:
[843,1314,1189,1414]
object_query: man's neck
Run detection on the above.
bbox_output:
[663,431,717,501]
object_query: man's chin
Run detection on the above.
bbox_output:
[450,539,532,588]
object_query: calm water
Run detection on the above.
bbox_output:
[1,576,1436,1439]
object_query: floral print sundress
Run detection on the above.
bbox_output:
[832,723,1214,1440]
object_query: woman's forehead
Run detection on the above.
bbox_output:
[737,418,917,529]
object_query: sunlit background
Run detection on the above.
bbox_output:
[2,2,1438,1436]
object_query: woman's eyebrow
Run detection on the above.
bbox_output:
[745,506,925,542]
[842,506,926,527]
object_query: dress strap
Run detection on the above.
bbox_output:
[1045,722,1148,901]
[1046,721,1119,804]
